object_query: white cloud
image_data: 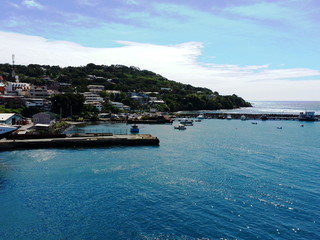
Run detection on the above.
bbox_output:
[22,0,44,9]
[125,0,139,6]
[8,2,21,9]
[227,2,288,20]
[0,31,319,100]
[76,0,100,7]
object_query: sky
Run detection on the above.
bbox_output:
[0,0,320,100]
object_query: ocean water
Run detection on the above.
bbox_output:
[201,101,320,115]
[1,103,320,240]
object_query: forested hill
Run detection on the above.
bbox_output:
[0,63,252,111]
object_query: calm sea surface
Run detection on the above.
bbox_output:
[1,102,320,240]
[201,101,320,115]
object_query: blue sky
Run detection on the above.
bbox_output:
[1,0,320,100]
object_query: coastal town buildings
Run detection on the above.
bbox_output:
[0,74,168,120]
[0,113,22,125]
[32,112,57,126]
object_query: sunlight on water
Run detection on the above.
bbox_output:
[1,102,320,240]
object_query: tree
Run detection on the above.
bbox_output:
[50,93,85,118]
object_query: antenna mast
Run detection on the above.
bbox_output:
[12,54,15,79]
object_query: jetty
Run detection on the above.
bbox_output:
[177,113,319,121]
[0,134,160,151]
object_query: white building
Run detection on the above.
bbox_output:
[0,113,22,125]
[5,82,31,96]
[28,85,50,98]
[110,101,124,109]
[82,92,104,103]
[88,85,105,93]
[82,92,104,112]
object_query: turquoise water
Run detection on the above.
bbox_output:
[1,117,320,239]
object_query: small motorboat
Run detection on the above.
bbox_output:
[179,118,193,126]
[174,124,186,130]
[277,127,282,129]
[130,124,139,133]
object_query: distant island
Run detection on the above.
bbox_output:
[0,63,251,119]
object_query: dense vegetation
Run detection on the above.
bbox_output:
[0,63,251,112]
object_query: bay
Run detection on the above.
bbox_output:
[0,102,320,240]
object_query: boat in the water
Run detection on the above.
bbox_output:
[130,124,139,133]
[241,115,247,121]
[174,124,186,130]
[226,114,232,120]
[0,124,19,138]
[179,118,193,126]
[197,114,204,119]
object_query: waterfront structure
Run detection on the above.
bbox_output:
[0,134,159,150]
[0,113,22,125]
[299,111,317,121]
[32,112,57,127]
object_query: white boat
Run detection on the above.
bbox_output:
[241,115,247,121]
[197,114,204,119]
[174,124,186,130]
[179,118,193,126]
[226,114,232,120]
[0,124,18,138]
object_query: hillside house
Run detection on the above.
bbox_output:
[32,112,57,126]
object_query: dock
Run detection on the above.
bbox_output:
[0,134,160,151]
[177,113,319,121]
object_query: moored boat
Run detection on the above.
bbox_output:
[179,118,193,126]
[174,124,186,130]
[197,114,204,119]
[130,124,139,133]
[0,124,19,138]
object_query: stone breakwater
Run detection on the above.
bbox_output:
[0,134,160,151]
[178,113,319,121]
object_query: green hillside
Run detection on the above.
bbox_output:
[0,63,252,111]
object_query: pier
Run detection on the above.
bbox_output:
[177,113,319,121]
[0,134,160,151]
